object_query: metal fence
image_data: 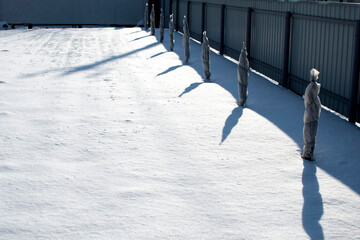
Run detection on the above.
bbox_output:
[0,0,147,26]
[166,0,360,123]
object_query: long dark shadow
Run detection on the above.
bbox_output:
[149,51,167,59]
[156,65,183,77]
[23,39,160,79]
[62,42,160,76]
[163,30,360,196]
[178,82,203,97]
[125,29,144,34]
[302,161,324,240]
[220,106,243,144]
[130,34,152,42]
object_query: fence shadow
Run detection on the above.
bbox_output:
[62,41,160,76]
[163,30,360,197]
[22,29,160,79]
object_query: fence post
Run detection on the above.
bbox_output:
[201,2,206,42]
[176,0,179,31]
[349,20,360,123]
[282,11,291,89]
[246,8,252,60]
[169,0,173,14]
[220,4,225,55]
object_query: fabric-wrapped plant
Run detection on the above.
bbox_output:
[169,14,174,51]
[182,15,190,63]
[302,68,321,161]
[150,4,155,36]
[237,43,250,106]
[160,8,164,42]
[144,3,148,31]
[201,31,211,80]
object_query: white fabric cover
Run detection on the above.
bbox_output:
[144,3,148,31]
[201,31,211,80]
[150,4,155,36]
[237,43,249,106]
[182,16,190,63]
[169,14,174,51]
[160,9,164,42]
[302,68,321,161]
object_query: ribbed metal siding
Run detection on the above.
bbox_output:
[251,11,285,83]
[172,0,177,27]
[178,0,187,30]
[290,17,355,117]
[190,2,202,41]
[206,4,221,51]
[171,0,360,122]
[224,7,247,60]
[358,74,360,122]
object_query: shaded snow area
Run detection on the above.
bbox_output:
[0,27,359,239]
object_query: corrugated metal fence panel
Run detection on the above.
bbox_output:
[224,7,247,60]
[172,0,176,20]
[206,4,222,51]
[293,2,360,21]
[170,0,360,122]
[178,0,187,31]
[250,11,285,84]
[251,0,289,13]
[164,0,171,26]
[290,16,355,117]
[358,74,360,122]
[0,0,146,25]
[190,2,202,41]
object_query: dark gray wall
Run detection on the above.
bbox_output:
[171,0,360,123]
[0,0,147,25]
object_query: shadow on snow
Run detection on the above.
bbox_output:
[156,64,183,77]
[158,28,360,239]
[62,41,160,76]
[23,27,360,200]
[178,82,204,98]
[220,107,243,144]
[18,27,360,239]
[302,161,324,240]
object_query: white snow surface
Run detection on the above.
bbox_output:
[0,27,359,239]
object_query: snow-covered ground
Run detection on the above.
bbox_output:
[0,27,359,239]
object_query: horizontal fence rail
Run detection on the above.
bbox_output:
[167,0,360,123]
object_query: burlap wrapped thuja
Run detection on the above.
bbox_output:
[182,16,190,63]
[169,14,174,51]
[237,43,250,106]
[160,8,164,42]
[144,3,148,31]
[302,68,321,161]
[150,4,155,36]
[201,31,211,80]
